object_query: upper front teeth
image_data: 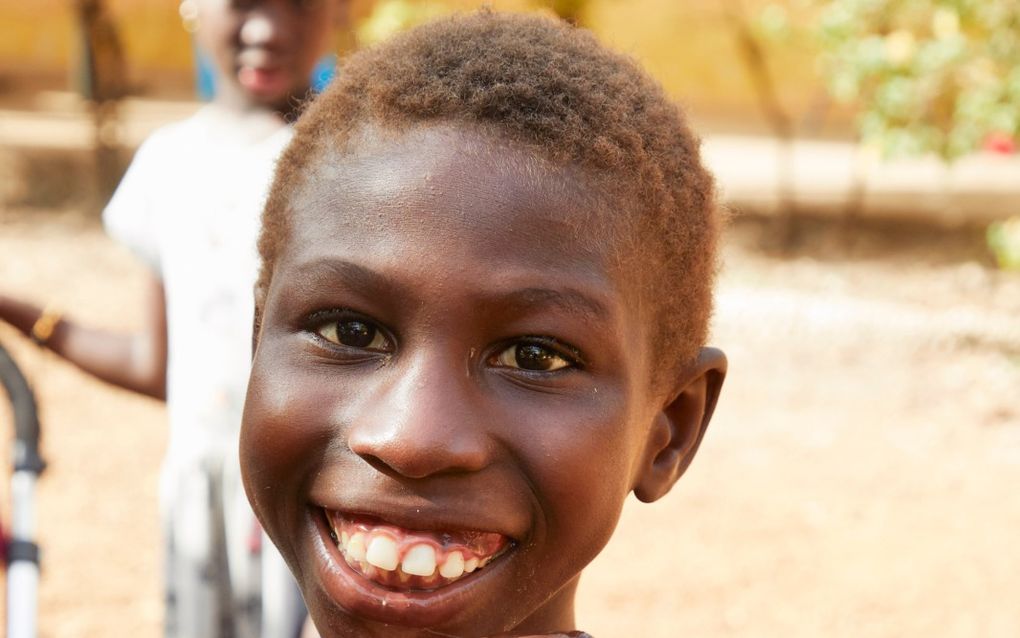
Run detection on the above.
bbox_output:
[327,513,507,589]
[401,544,437,576]
[366,535,399,571]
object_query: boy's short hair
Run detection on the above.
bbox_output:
[259,10,719,376]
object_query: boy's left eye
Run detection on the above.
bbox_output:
[315,317,392,352]
[492,341,575,372]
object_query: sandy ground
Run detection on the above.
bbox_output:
[1,209,1018,637]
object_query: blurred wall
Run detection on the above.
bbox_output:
[0,0,835,133]
[586,0,825,133]
[0,0,196,98]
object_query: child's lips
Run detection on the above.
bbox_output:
[237,64,290,96]
[309,506,522,629]
[324,509,511,591]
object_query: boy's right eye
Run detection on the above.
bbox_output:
[311,313,393,353]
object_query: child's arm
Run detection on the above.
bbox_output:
[0,273,168,400]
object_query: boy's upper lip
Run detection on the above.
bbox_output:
[311,489,530,543]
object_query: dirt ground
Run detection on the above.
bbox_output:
[1,208,1018,637]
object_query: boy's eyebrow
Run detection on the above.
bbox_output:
[289,258,611,323]
[294,258,394,292]
[489,287,611,325]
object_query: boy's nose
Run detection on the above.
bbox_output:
[347,355,494,480]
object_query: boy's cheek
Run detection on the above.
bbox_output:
[526,383,641,482]
[525,410,635,509]
[513,387,642,553]
[241,362,333,519]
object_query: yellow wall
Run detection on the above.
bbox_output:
[0,0,822,127]
[0,3,78,70]
[0,1,249,88]
[586,0,820,122]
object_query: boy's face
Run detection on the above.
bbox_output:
[194,0,344,112]
[242,125,725,637]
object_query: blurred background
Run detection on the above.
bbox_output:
[1,0,1018,636]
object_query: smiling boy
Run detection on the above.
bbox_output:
[241,11,726,637]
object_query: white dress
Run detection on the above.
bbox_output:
[104,104,304,638]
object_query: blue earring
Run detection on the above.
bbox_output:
[310,54,337,93]
[194,43,217,101]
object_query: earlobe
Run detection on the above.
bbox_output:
[633,347,727,503]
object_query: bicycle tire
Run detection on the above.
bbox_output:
[0,343,44,475]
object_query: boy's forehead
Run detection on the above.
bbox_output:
[288,124,619,253]
[273,123,667,333]
[299,125,587,205]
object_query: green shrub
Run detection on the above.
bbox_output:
[814,0,1020,159]
[814,0,1019,269]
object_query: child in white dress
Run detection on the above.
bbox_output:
[0,1,350,635]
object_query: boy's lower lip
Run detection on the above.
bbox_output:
[308,507,517,629]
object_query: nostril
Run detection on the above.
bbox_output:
[349,426,493,480]
[355,452,403,479]
[354,448,461,481]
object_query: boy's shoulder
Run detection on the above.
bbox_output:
[128,107,219,173]
[138,107,219,154]
[104,107,290,258]
[125,106,291,192]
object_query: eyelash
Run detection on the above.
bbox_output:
[304,309,395,355]
[303,310,584,372]
[489,336,584,374]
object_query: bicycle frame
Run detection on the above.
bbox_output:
[0,343,45,638]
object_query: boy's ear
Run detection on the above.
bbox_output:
[632,347,727,503]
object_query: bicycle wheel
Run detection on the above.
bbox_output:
[0,342,44,638]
